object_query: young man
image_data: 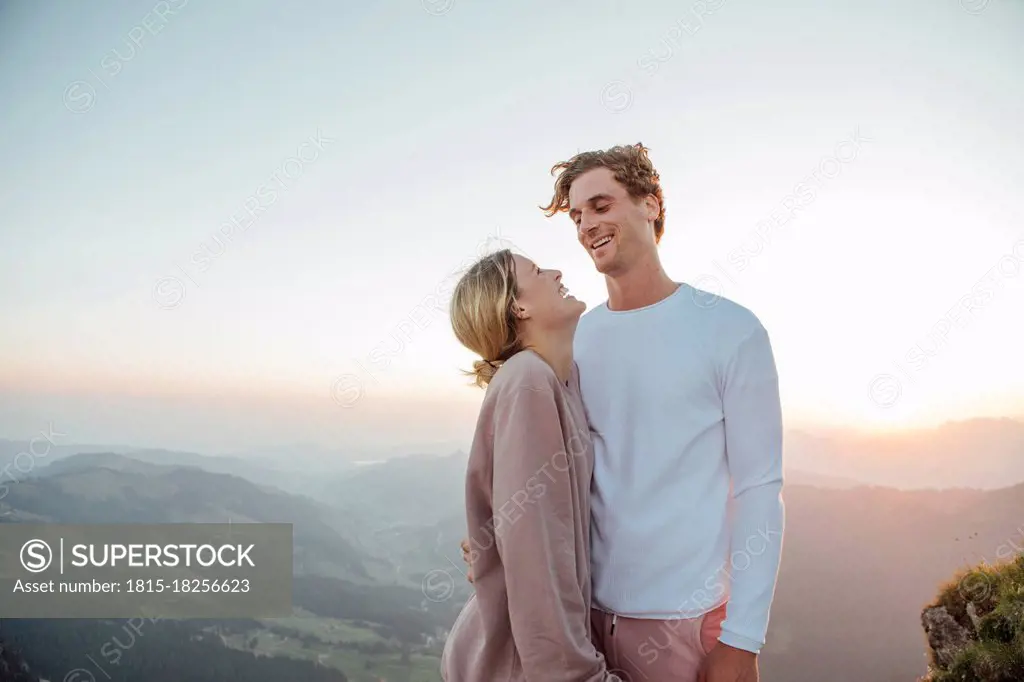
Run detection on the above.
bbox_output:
[463,143,784,681]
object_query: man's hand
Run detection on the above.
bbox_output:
[460,537,474,584]
[698,643,758,682]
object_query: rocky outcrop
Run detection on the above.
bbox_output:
[918,553,1024,682]
[920,605,972,669]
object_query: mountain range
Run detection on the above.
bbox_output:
[7,416,1022,492]
[0,417,1022,681]
[783,417,1024,489]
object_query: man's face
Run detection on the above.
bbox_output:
[567,167,658,275]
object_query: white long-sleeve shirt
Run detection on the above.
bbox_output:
[574,282,785,653]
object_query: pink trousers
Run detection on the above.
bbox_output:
[590,602,727,682]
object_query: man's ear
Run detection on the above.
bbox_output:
[644,194,660,222]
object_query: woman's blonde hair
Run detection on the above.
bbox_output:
[449,248,526,387]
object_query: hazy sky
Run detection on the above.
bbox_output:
[1,0,1022,454]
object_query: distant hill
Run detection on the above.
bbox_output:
[784,417,1024,489]
[759,482,1024,682]
[0,439,355,501]
[2,453,370,582]
[784,468,864,488]
[0,453,456,681]
[122,447,356,493]
[324,451,469,526]
[0,437,135,479]
[36,450,173,476]
[311,451,473,589]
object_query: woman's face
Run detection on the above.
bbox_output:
[510,254,586,328]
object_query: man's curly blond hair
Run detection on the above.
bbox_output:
[540,142,667,243]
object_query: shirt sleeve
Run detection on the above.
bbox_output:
[491,383,620,681]
[718,322,786,654]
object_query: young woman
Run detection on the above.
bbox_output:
[440,249,620,681]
